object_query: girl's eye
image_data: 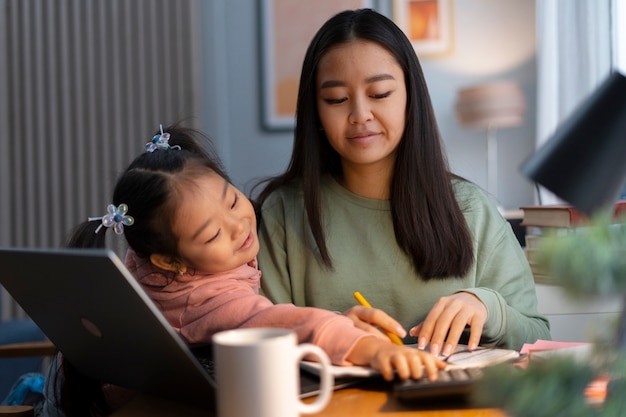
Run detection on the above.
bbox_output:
[206,230,220,244]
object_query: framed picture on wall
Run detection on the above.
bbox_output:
[392,0,452,57]
[259,0,375,131]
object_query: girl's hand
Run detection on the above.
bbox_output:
[409,292,487,356]
[347,337,446,381]
[343,305,407,342]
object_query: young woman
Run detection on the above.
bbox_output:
[46,124,444,417]
[254,9,551,357]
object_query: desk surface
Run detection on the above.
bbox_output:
[111,380,508,417]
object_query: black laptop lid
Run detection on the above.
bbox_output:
[0,247,215,409]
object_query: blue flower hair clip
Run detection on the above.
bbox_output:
[88,204,135,235]
[145,124,181,152]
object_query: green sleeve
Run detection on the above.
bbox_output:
[459,184,551,347]
[257,193,294,304]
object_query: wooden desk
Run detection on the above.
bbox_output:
[306,383,507,416]
[111,380,508,417]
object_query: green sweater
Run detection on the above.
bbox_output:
[257,175,551,350]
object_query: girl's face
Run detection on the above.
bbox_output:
[171,172,259,274]
[316,39,407,171]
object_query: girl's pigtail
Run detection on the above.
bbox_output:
[67,203,134,249]
[67,221,107,249]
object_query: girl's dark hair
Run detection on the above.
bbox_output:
[59,123,228,416]
[67,123,228,257]
[254,8,473,279]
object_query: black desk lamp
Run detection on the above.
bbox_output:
[521,70,626,217]
[521,70,626,348]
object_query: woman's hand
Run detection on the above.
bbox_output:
[343,305,407,342]
[409,291,487,356]
[347,337,446,381]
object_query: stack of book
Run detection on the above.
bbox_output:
[520,201,626,284]
[522,232,553,284]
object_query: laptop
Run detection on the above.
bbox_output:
[0,247,363,409]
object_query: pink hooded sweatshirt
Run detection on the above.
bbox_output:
[124,249,370,365]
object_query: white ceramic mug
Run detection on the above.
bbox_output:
[212,328,334,417]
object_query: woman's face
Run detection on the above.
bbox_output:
[316,39,407,171]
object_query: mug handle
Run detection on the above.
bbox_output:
[295,343,334,414]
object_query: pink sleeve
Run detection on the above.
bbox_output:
[156,279,370,365]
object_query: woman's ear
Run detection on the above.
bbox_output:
[150,254,187,275]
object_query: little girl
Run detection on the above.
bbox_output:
[54,124,444,415]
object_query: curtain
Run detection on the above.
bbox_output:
[535,0,614,205]
[614,0,626,71]
[0,0,201,321]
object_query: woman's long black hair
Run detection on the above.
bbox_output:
[254,9,473,280]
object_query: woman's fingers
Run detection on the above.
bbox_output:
[344,305,406,340]
[410,292,487,355]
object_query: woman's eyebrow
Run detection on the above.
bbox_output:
[365,73,395,83]
[319,73,395,90]
[319,79,345,89]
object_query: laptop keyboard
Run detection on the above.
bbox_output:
[191,346,365,398]
[393,366,484,402]
[191,346,217,384]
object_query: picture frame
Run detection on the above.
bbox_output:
[259,0,375,131]
[392,0,452,57]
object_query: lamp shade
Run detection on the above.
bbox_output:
[521,71,626,217]
[455,81,526,129]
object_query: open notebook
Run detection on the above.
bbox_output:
[301,343,520,378]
